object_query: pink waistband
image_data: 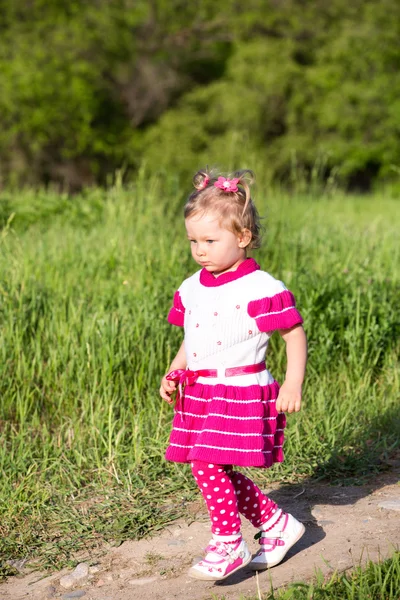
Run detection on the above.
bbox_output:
[166,361,266,387]
[166,361,266,422]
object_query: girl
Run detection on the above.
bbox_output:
[159,170,307,581]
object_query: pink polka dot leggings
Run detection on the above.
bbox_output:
[191,460,279,537]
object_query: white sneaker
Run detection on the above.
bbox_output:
[249,513,305,570]
[188,536,252,580]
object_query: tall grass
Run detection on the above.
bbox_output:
[0,171,399,571]
[232,552,400,600]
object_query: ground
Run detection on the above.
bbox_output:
[1,467,399,600]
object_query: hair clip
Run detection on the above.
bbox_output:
[214,177,240,193]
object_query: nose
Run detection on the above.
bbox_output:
[196,243,206,257]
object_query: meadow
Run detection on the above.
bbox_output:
[0,171,399,593]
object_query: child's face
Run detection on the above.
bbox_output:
[185,212,250,276]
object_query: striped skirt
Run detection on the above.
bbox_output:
[165,380,286,468]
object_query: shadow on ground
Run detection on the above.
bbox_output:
[213,404,400,588]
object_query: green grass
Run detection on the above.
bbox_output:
[0,171,399,578]
[213,552,400,599]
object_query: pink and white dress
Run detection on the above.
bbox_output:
[165,258,303,468]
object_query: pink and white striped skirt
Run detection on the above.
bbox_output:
[165,380,286,468]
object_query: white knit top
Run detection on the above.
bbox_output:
[168,258,303,387]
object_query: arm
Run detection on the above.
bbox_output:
[159,339,186,404]
[276,324,307,413]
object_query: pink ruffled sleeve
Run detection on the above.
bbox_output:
[247,289,303,332]
[167,290,185,327]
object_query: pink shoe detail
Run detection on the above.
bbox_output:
[249,513,305,570]
[188,537,251,580]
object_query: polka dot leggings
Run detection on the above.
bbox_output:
[191,460,279,537]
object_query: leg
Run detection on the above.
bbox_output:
[188,461,251,580]
[227,468,305,570]
[191,460,241,536]
[227,468,282,528]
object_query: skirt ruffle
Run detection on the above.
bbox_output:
[165,380,285,468]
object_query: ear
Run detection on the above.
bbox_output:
[238,228,252,248]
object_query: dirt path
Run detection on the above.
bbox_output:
[2,468,399,600]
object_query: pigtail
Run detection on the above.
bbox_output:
[232,169,261,249]
[233,169,255,216]
[193,169,212,191]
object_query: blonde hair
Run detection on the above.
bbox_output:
[184,168,262,249]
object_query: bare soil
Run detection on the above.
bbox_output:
[1,467,399,600]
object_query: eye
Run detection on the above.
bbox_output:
[206,240,214,244]
[188,239,196,244]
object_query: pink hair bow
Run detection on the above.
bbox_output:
[214,176,240,193]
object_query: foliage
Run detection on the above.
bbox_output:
[0,0,232,188]
[142,1,400,189]
[1,1,400,188]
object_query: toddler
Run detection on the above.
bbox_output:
[160,170,307,580]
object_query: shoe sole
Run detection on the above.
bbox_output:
[188,552,252,581]
[248,523,306,570]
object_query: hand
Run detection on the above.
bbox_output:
[276,380,302,414]
[160,375,177,405]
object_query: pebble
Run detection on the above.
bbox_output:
[44,585,57,599]
[96,573,113,586]
[317,519,334,526]
[60,563,90,589]
[89,565,101,574]
[62,591,86,599]
[128,576,158,586]
[378,500,400,511]
[5,558,28,572]
[171,528,183,537]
